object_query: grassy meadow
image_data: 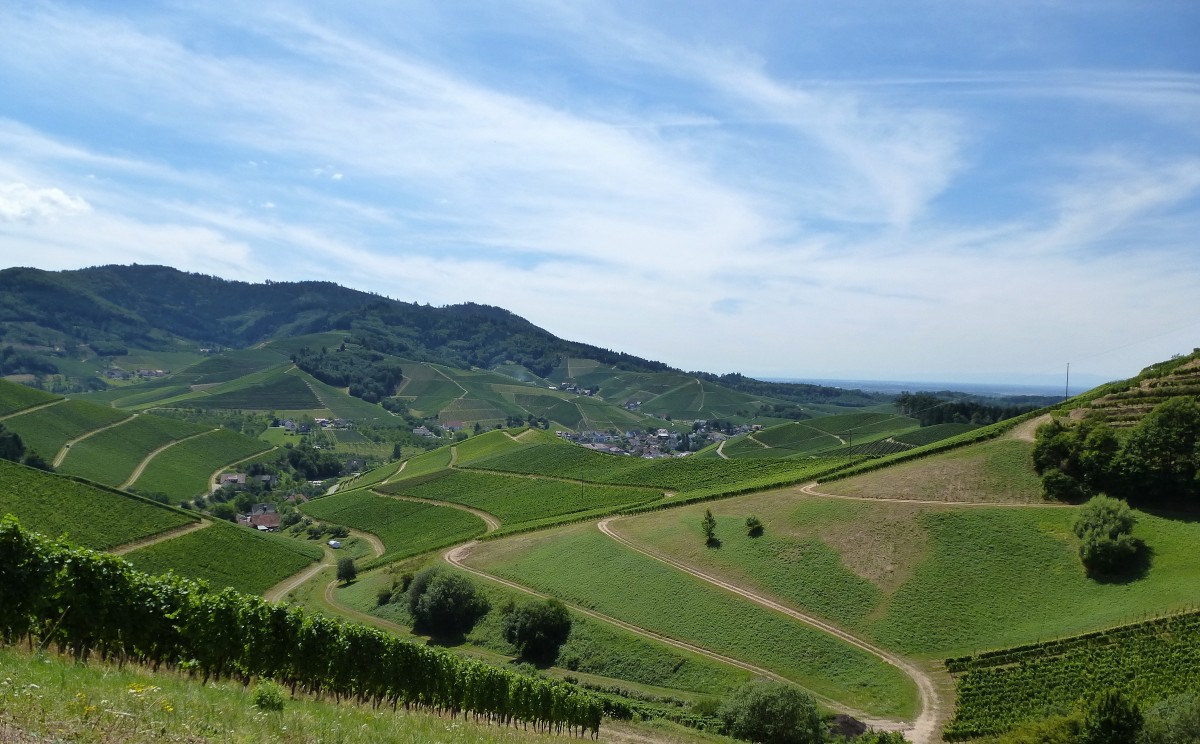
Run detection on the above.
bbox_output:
[464,522,920,719]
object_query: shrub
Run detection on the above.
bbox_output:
[717,681,822,744]
[408,569,489,637]
[251,680,286,712]
[502,598,572,664]
[745,514,764,537]
[1140,692,1200,744]
[1082,688,1142,744]
[1042,468,1086,502]
[1073,495,1142,575]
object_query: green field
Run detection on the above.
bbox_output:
[892,422,980,446]
[57,413,210,487]
[378,469,662,528]
[0,379,58,416]
[174,348,290,384]
[465,523,919,719]
[123,519,322,594]
[3,398,130,460]
[615,492,1200,658]
[0,459,195,550]
[301,489,485,564]
[130,428,272,501]
[186,372,321,410]
[945,611,1200,739]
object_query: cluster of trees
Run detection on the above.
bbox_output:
[896,391,1044,427]
[0,345,59,376]
[716,682,904,744]
[291,344,404,403]
[0,517,603,735]
[0,424,52,471]
[1034,396,1200,505]
[405,568,491,638]
[997,688,1200,744]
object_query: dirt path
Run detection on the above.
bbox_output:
[207,446,277,491]
[53,413,137,467]
[598,516,937,742]
[119,429,215,490]
[350,527,386,558]
[1009,413,1051,442]
[110,519,212,556]
[372,489,501,532]
[716,439,729,460]
[797,481,1071,508]
[379,458,408,486]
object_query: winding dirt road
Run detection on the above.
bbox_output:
[371,489,501,532]
[119,429,215,490]
[53,413,136,467]
[110,519,212,556]
[597,516,939,743]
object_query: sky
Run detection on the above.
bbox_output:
[0,1,1198,389]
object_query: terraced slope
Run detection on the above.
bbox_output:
[0,459,196,550]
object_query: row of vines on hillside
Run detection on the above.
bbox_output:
[0,516,602,736]
[943,610,1200,739]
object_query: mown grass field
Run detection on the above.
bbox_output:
[0,379,58,416]
[465,522,919,719]
[123,519,322,594]
[301,489,485,564]
[3,398,130,460]
[130,428,271,501]
[615,491,1200,658]
[379,469,662,528]
[57,413,210,487]
[0,459,196,550]
[335,564,753,697]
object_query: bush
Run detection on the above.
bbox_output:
[1140,692,1200,744]
[1082,688,1142,744]
[502,598,572,664]
[745,514,764,537]
[251,680,286,712]
[1042,468,1087,502]
[718,681,822,744]
[407,568,490,637]
[1073,495,1142,575]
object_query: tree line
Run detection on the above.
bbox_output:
[896,391,1045,427]
[0,516,602,737]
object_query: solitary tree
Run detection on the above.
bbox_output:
[1073,495,1141,575]
[718,681,823,744]
[502,598,572,664]
[408,569,490,637]
[746,515,764,537]
[336,557,357,585]
[702,508,718,546]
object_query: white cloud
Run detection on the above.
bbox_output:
[0,182,90,222]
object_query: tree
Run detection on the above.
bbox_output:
[1074,495,1141,575]
[1118,396,1200,503]
[717,682,823,744]
[336,557,357,585]
[0,425,25,463]
[502,598,572,664]
[407,569,490,637]
[702,508,718,546]
[1139,692,1200,744]
[746,515,764,537]
[1082,688,1142,744]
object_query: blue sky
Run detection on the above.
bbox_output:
[1,1,1198,387]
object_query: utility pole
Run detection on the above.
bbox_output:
[1065,362,1070,403]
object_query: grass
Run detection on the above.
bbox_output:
[0,644,593,744]
[124,519,322,595]
[615,491,1200,659]
[0,459,195,550]
[379,469,661,528]
[300,490,485,565]
[0,378,58,416]
[57,413,210,487]
[2,398,130,460]
[465,523,919,719]
[130,428,271,501]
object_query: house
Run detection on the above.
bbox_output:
[443,421,464,432]
[250,503,276,516]
[412,425,433,437]
[218,473,247,489]
[282,419,298,433]
[250,513,280,531]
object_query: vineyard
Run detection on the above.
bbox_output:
[0,517,603,736]
[2,399,130,461]
[301,490,485,565]
[130,428,272,501]
[944,611,1200,739]
[123,519,323,594]
[892,422,979,447]
[186,373,322,410]
[57,413,210,487]
[379,469,661,528]
[0,459,196,550]
[0,379,58,416]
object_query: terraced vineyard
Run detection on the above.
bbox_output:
[301,489,485,565]
[378,469,662,529]
[2,399,130,461]
[0,459,196,550]
[57,413,210,487]
[130,428,271,501]
[944,611,1200,739]
[0,380,58,416]
[123,519,323,594]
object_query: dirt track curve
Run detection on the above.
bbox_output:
[110,519,212,556]
[597,516,939,743]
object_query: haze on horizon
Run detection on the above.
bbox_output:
[0,1,1197,387]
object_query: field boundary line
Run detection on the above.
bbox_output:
[0,398,65,421]
[598,516,937,742]
[371,489,500,532]
[53,412,138,467]
[120,429,216,490]
[109,519,211,556]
